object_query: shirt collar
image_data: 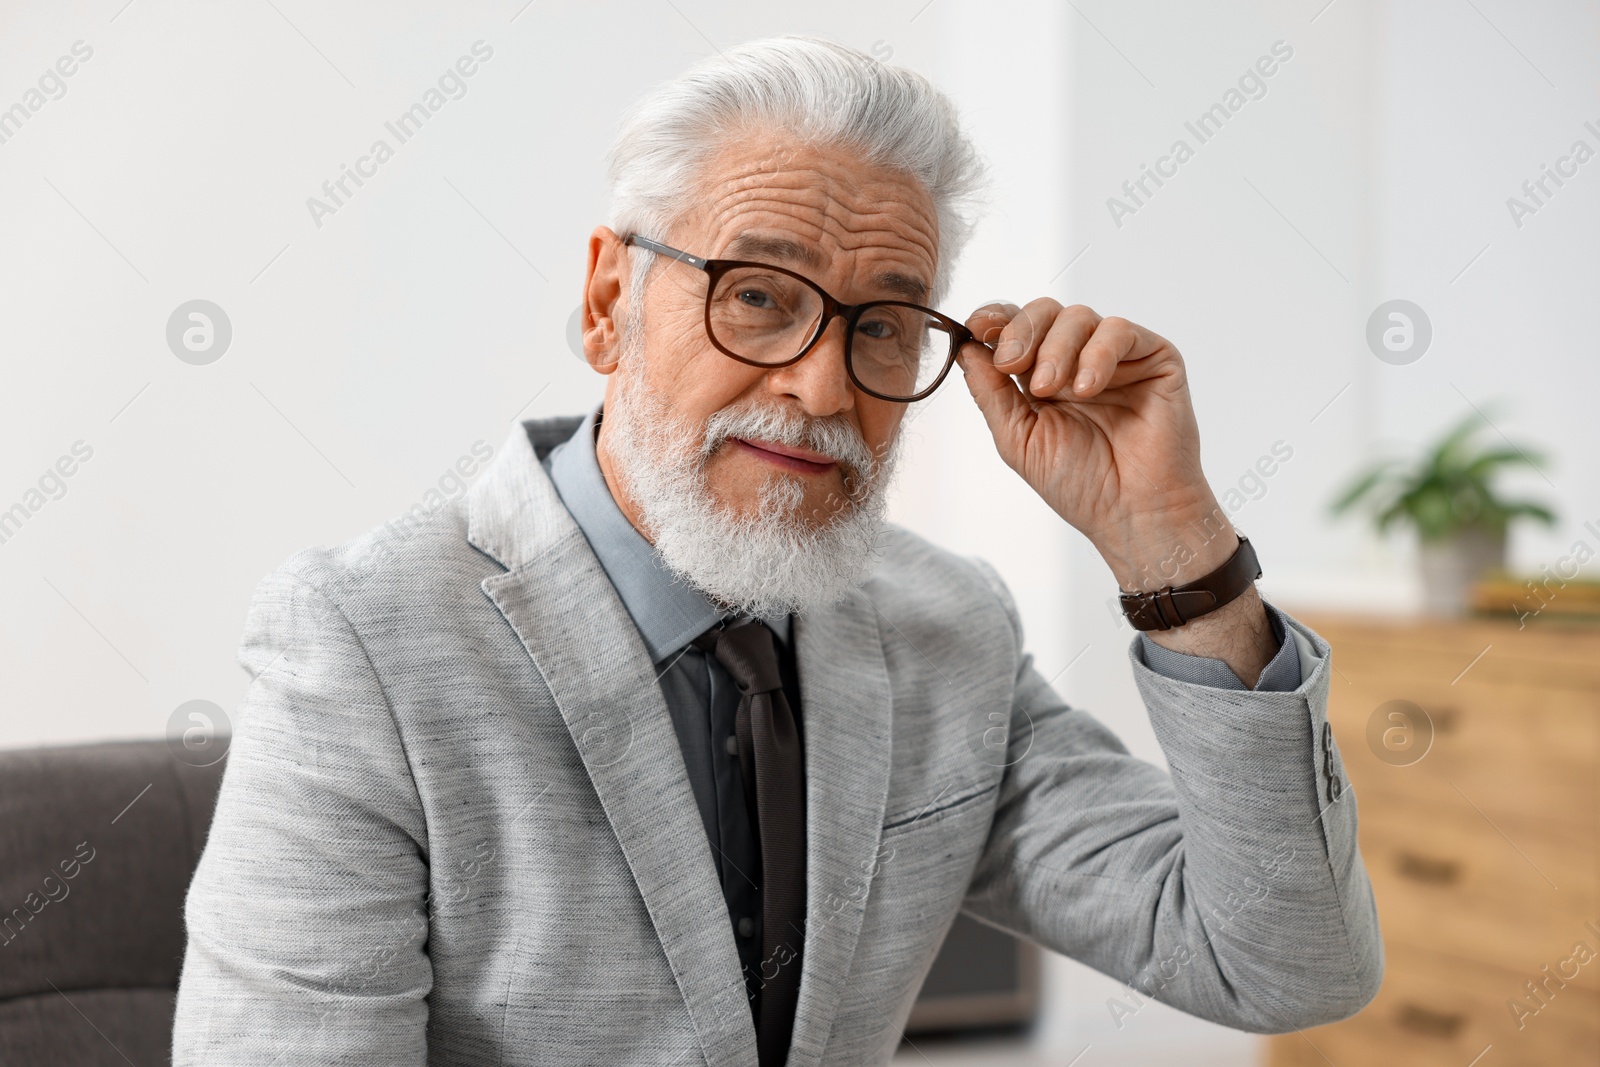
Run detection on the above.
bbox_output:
[543,403,790,663]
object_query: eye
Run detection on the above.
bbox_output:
[737,287,778,309]
[856,316,897,340]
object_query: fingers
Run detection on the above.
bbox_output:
[968,300,1103,398]
[955,334,1031,455]
[991,299,1061,379]
[1074,317,1173,397]
[1034,306,1102,396]
[964,302,1019,347]
[961,301,1177,405]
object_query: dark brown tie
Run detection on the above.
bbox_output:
[694,619,805,1067]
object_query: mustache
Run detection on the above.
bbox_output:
[700,402,883,490]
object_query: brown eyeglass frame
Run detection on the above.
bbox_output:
[623,233,989,403]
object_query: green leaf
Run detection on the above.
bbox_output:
[1330,400,1559,539]
[1465,447,1548,477]
[1499,500,1558,526]
[1409,486,1456,539]
[1426,409,1493,472]
[1329,461,1399,516]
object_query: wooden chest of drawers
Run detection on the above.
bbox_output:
[1266,611,1600,1067]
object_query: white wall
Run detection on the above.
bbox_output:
[3,1,1596,1063]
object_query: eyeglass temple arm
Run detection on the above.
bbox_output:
[623,234,707,270]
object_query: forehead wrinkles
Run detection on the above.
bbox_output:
[695,146,939,273]
[708,188,935,260]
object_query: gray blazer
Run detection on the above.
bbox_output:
[172,415,1382,1066]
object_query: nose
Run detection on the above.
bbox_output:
[764,314,854,418]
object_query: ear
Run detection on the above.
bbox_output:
[582,225,629,374]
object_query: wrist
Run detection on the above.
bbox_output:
[1094,498,1239,592]
[1144,584,1275,685]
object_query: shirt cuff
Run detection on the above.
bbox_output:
[1134,599,1302,692]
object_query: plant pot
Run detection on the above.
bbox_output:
[1418,527,1507,616]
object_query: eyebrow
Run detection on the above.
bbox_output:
[721,232,930,304]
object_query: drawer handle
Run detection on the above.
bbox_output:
[1396,1002,1465,1039]
[1395,850,1462,885]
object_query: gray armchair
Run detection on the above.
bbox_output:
[0,740,225,1066]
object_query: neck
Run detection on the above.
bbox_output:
[593,411,655,545]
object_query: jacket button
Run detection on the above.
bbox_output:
[725,734,738,756]
[737,916,755,938]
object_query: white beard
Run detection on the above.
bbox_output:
[599,323,901,619]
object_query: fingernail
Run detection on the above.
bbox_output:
[995,340,1023,364]
[1075,369,1095,393]
[1034,363,1055,393]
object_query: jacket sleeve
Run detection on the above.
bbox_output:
[959,558,1383,1034]
[172,561,433,1064]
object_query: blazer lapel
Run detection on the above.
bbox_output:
[785,589,894,1067]
[467,419,759,1067]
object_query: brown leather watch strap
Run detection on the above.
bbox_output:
[1118,536,1261,631]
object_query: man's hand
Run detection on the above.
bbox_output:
[956,300,1277,684]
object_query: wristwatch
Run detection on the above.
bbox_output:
[1118,535,1261,631]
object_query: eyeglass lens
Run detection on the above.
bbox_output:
[708,266,955,399]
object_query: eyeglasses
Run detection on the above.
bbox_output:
[623,233,989,403]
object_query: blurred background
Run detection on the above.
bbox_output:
[2,1,1597,1064]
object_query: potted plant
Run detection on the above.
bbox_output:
[1330,408,1557,616]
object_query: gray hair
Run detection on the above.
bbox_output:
[605,34,989,316]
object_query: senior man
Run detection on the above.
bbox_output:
[174,34,1381,1067]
